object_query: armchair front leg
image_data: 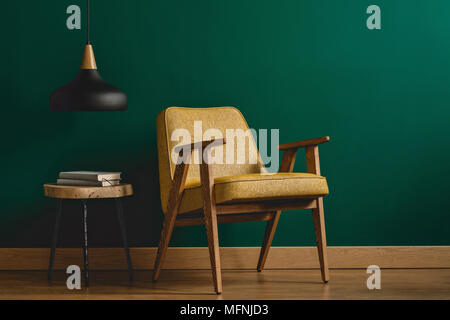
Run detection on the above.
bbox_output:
[198,138,226,294]
[153,138,226,290]
[200,159,222,294]
[305,145,329,283]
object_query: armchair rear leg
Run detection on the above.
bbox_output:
[153,160,190,282]
[152,207,178,282]
[257,148,296,271]
[257,211,281,272]
[312,197,329,283]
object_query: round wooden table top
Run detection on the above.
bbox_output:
[43,183,133,199]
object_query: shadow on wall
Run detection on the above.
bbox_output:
[0,154,165,248]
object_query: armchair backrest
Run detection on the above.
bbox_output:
[156,106,265,213]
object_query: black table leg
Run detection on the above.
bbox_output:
[48,199,63,280]
[115,198,134,281]
[81,200,89,287]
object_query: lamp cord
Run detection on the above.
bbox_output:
[87,0,90,44]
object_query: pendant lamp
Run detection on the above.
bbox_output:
[50,0,127,111]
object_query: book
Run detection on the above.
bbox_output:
[59,171,121,181]
[57,179,121,187]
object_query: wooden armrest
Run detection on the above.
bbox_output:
[279,136,330,151]
[170,138,225,207]
[174,138,226,155]
[279,136,330,173]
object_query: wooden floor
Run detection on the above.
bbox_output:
[0,269,449,300]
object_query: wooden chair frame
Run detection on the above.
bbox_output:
[153,136,330,294]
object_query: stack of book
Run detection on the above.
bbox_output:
[57,171,122,186]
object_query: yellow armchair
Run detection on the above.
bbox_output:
[153,106,330,293]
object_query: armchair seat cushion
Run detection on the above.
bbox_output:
[177,173,329,214]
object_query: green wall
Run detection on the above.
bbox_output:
[1,0,449,247]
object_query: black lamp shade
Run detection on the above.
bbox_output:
[50,44,127,112]
[50,1,127,112]
[50,69,128,111]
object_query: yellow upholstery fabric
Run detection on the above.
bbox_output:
[156,106,329,214]
[157,107,265,213]
[178,173,328,214]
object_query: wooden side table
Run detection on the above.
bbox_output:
[43,183,134,287]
